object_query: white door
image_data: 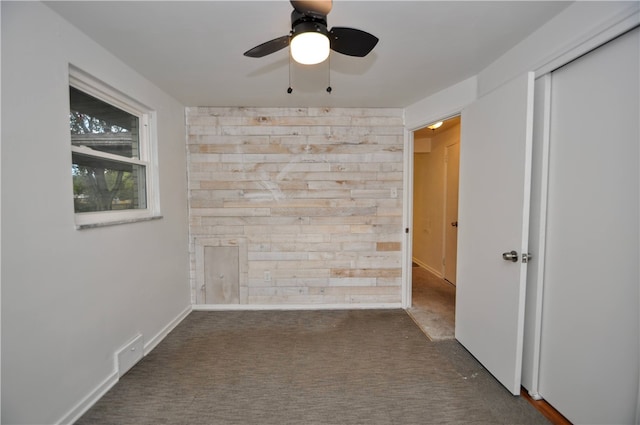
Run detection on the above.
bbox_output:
[538,28,639,424]
[444,142,460,284]
[455,72,534,395]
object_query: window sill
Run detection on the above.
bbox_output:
[75,215,162,230]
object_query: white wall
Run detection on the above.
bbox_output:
[404,77,476,131]
[477,1,640,96]
[1,3,190,424]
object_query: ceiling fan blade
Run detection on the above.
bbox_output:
[290,0,332,17]
[243,35,291,58]
[329,27,378,57]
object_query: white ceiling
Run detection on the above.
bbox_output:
[46,1,572,108]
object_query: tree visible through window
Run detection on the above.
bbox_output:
[70,86,147,213]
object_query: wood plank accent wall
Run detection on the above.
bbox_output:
[186,107,405,305]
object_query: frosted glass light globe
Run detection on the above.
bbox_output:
[290,32,330,65]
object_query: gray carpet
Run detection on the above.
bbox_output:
[76,310,549,425]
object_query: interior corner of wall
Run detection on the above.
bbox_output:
[404,76,478,131]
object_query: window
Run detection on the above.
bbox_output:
[69,67,159,228]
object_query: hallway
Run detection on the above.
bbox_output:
[407,265,456,341]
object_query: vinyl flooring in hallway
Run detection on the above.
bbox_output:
[407,265,456,340]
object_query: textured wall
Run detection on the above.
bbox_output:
[186,107,405,305]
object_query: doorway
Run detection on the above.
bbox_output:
[408,116,460,340]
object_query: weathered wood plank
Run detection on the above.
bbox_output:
[187,107,404,305]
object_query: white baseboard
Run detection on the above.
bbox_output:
[528,391,543,401]
[56,302,404,424]
[411,257,443,278]
[192,303,403,311]
[57,305,192,425]
[144,305,192,355]
[57,370,118,425]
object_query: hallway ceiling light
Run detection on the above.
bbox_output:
[427,121,443,130]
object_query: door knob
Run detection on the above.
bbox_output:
[502,250,518,262]
[451,221,458,227]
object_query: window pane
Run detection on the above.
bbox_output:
[69,87,140,159]
[72,152,146,213]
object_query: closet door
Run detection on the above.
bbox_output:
[539,28,639,424]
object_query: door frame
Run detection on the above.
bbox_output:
[402,128,414,308]
[408,121,461,282]
[405,120,461,307]
[402,84,478,308]
[443,140,460,284]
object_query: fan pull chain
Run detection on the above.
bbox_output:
[326,53,332,93]
[287,53,293,94]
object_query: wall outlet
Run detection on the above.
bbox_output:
[264,271,271,282]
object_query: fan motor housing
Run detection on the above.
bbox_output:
[291,10,328,36]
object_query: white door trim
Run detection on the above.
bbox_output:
[533,5,639,79]
[443,140,460,284]
[401,128,414,309]
[521,73,552,400]
[402,78,478,309]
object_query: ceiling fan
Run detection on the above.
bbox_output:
[243,0,379,66]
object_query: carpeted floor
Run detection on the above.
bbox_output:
[76,310,549,425]
[408,266,456,340]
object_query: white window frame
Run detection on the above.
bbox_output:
[69,66,161,229]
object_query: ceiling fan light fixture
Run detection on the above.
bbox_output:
[244,1,378,63]
[290,30,330,65]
